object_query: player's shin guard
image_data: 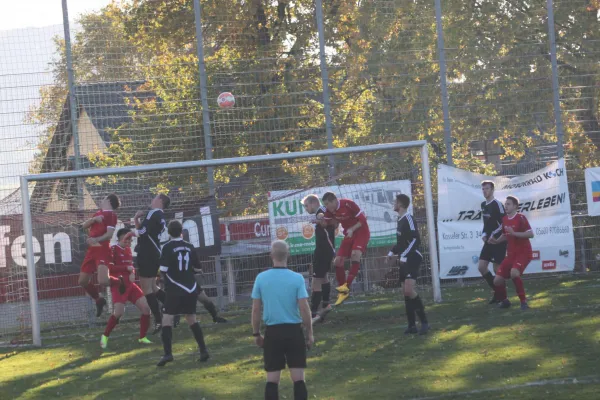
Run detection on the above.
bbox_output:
[483,271,495,289]
[104,315,119,337]
[404,296,416,327]
[190,322,207,352]
[265,382,279,400]
[84,282,100,301]
[494,282,508,301]
[310,291,322,314]
[145,293,161,321]
[140,314,150,338]
[201,299,218,321]
[161,326,173,356]
[335,265,346,286]
[512,277,527,302]
[293,380,308,400]
[346,262,361,286]
[321,283,331,307]
[412,295,428,324]
[155,289,166,304]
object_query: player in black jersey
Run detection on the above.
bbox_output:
[479,181,507,304]
[302,195,337,322]
[386,194,429,335]
[156,220,210,367]
[134,193,170,333]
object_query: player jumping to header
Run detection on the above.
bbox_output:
[134,194,170,334]
[100,228,152,349]
[386,194,429,335]
[79,193,120,317]
[320,191,370,306]
[488,196,533,310]
[478,180,507,304]
[302,194,336,322]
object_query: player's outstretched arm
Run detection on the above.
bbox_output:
[511,230,534,239]
[82,215,100,230]
[488,234,506,244]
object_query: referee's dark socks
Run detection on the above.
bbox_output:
[146,293,161,321]
[293,380,308,400]
[321,283,331,307]
[310,291,322,314]
[201,299,218,321]
[265,382,279,400]
[412,295,428,324]
[404,296,416,327]
[161,326,173,356]
[190,322,207,352]
[483,271,495,289]
[155,289,166,304]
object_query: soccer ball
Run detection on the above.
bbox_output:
[217,92,235,109]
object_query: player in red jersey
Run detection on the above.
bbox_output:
[319,191,370,306]
[488,196,534,310]
[100,228,152,349]
[79,193,120,317]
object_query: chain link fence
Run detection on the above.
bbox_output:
[0,0,598,344]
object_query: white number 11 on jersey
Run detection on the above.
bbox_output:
[178,252,190,271]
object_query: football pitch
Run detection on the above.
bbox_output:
[2,275,600,400]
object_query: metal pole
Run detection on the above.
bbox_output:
[315,0,335,178]
[434,0,453,166]
[20,176,42,346]
[421,145,442,303]
[193,0,224,310]
[546,0,565,158]
[62,0,84,200]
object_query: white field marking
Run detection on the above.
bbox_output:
[409,376,600,400]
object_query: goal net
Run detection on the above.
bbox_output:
[5,142,438,346]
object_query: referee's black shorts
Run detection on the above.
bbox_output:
[263,323,307,372]
[479,242,507,264]
[399,252,423,283]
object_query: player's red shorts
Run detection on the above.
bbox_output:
[80,244,112,274]
[111,281,144,305]
[497,252,532,279]
[337,228,370,258]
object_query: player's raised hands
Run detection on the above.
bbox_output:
[93,215,104,223]
[134,210,145,219]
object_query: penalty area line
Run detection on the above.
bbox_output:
[409,375,600,400]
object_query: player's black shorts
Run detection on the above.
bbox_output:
[312,255,333,279]
[263,323,307,372]
[137,252,160,278]
[479,242,507,264]
[399,252,423,282]
[163,292,197,315]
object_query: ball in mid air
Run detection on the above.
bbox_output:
[217,92,235,109]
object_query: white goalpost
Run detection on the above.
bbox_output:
[19,141,441,346]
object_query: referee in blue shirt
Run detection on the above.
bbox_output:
[251,240,314,400]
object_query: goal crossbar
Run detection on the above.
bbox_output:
[20,140,441,346]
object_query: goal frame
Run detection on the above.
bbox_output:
[20,140,441,346]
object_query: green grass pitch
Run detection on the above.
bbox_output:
[2,275,600,399]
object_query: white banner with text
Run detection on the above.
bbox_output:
[438,160,575,279]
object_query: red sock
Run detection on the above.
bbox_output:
[512,277,527,302]
[494,282,507,301]
[84,282,100,301]
[346,262,361,286]
[335,265,346,286]
[140,314,150,338]
[104,315,119,337]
